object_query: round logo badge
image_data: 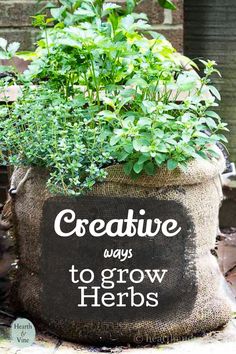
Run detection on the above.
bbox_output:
[11,318,36,348]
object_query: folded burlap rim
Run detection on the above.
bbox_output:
[105,148,225,188]
[10,146,225,192]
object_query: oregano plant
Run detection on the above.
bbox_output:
[0,0,228,195]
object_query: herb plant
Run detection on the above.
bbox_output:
[0,0,228,195]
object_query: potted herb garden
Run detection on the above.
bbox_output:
[0,0,231,346]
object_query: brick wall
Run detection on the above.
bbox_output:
[0,0,183,52]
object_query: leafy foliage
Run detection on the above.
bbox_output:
[0,0,228,195]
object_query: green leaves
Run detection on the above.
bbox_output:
[133,138,150,152]
[57,37,82,48]
[50,7,65,20]
[110,135,120,146]
[74,8,96,19]
[120,14,150,32]
[208,85,221,101]
[137,117,152,126]
[8,42,20,55]
[126,0,136,14]
[0,65,14,73]
[176,72,197,92]
[121,14,135,31]
[0,0,227,195]
[158,0,176,10]
[0,52,10,60]
[205,110,220,119]
[167,159,178,170]
[0,38,7,51]
[133,161,143,174]
[124,161,134,175]
[141,101,156,114]
[102,3,121,17]
[16,51,38,61]
[0,38,20,60]
[32,14,48,27]
[144,161,155,175]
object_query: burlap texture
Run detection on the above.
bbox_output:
[9,150,232,345]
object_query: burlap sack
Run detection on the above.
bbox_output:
[8,149,232,345]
